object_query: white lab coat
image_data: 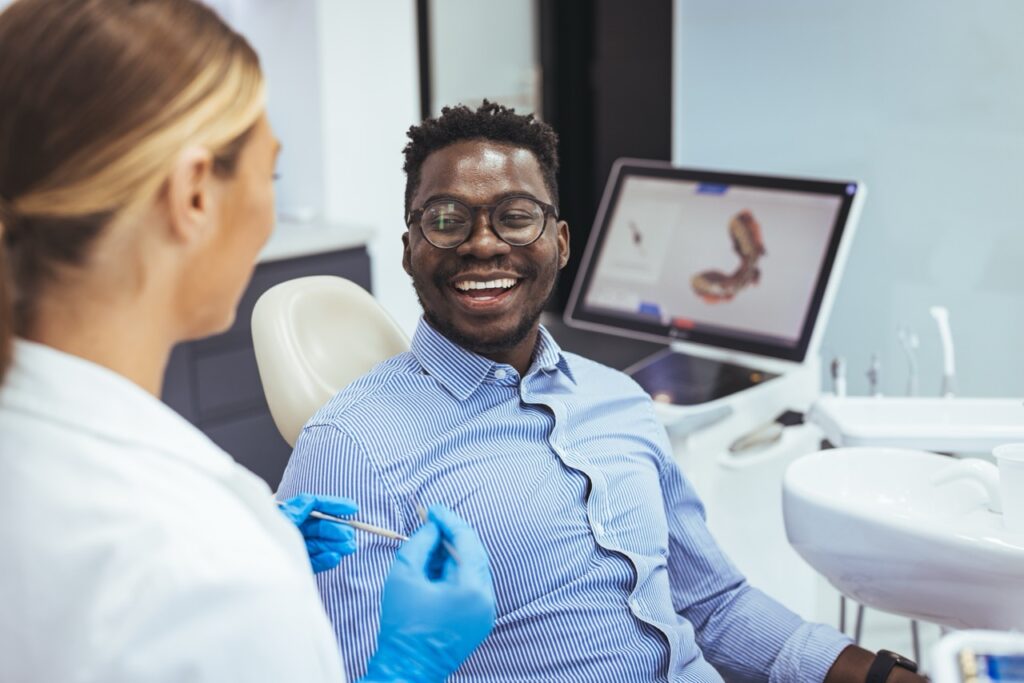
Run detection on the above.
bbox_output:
[0,340,347,683]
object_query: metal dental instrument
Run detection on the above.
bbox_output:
[866,353,882,397]
[415,503,461,565]
[275,500,409,542]
[830,356,847,397]
[930,305,956,398]
[897,325,920,396]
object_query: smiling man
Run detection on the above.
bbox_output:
[401,135,567,375]
[277,102,922,683]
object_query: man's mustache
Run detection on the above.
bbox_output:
[431,258,539,285]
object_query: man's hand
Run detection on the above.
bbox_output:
[826,645,928,683]
[278,494,359,573]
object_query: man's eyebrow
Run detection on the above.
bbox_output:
[417,191,544,206]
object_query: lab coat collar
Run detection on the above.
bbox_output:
[410,319,575,401]
[3,339,236,478]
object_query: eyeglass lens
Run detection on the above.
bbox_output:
[419,196,546,247]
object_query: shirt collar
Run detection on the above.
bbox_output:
[410,318,576,400]
[3,339,236,478]
[532,324,576,384]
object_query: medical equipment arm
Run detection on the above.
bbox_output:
[278,493,359,573]
[359,505,496,683]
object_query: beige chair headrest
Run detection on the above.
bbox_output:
[251,276,409,447]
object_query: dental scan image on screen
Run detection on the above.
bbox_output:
[583,175,845,348]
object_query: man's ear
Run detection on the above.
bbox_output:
[556,220,571,269]
[164,146,216,245]
[401,231,413,276]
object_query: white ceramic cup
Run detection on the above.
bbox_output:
[992,443,1024,534]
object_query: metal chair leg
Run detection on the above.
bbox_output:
[854,603,865,645]
[839,595,847,634]
[910,620,921,663]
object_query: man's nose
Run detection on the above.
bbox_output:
[456,208,512,259]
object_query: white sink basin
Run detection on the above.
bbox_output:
[784,447,1024,630]
[808,397,1024,452]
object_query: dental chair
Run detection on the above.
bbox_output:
[251,276,409,447]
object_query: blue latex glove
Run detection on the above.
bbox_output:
[360,505,496,683]
[278,494,359,573]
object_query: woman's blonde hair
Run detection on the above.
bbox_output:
[0,0,265,382]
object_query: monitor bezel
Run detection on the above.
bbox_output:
[563,159,862,363]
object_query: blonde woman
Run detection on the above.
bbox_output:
[0,1,494,681]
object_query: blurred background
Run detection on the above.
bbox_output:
[7,0,1020,399]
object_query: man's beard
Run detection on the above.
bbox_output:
[410,258,555,357]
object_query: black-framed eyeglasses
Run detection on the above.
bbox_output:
[406,195,558,249]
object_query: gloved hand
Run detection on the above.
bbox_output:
[277,493,359,573]
[360,505,496,683]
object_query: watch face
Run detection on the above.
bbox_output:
[882,650,919,673]
[897,656,919,673]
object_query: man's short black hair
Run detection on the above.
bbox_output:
[402,100,560,218]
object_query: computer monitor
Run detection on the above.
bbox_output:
[564,160,864,406]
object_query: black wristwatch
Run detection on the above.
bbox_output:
[867,649,918,683]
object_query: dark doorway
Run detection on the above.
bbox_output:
[540,0,673,311]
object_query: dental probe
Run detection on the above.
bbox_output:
[275,500,409,542]
[416,503,461,565]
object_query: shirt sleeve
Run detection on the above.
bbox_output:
[652,415,851,683]
[277,423,407,682]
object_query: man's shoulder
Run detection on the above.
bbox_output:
[560,350,649,397]
[304,351,435,429]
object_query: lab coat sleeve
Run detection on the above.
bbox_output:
[654,418,851,683]
[104,568,347,683]
[278,423,405,683]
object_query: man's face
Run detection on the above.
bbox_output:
[403,140,570,362]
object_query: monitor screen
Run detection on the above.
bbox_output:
[565,160,863,362]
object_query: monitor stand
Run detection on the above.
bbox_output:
[625,347,780,407]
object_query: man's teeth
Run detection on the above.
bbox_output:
[454,278,517,291]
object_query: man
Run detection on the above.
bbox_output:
[278,101,923,683]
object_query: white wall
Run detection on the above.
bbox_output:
[429,0,539,115]
[210,0,326,220]
[316,1,422,335]
[673,0,1024,397]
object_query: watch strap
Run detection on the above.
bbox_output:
[866,649,918,683]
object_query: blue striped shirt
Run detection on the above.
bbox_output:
[277,320,850,682]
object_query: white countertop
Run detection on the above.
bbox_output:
[258,220,376,263]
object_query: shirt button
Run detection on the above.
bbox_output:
[629,598,641,613]
[494,369,507,379]
[593,521,605,536]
